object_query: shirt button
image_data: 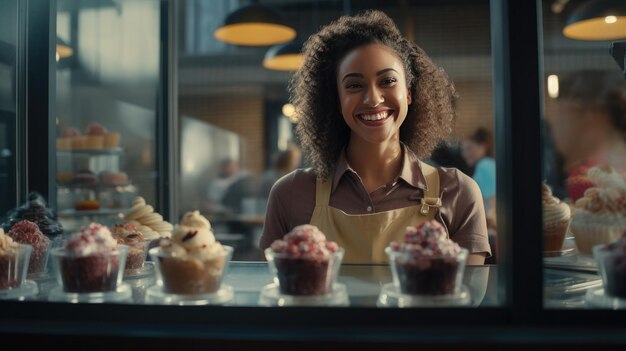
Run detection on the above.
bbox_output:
[366,206,372,212]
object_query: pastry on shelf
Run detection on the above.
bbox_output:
[72,170,97,185]
[2,192,64,239]
[56,172,75,186]
[74,200,100,211]
[542,183,571,252]
[266,224,343,296]
[111,223,149,273]
[84,122,106,149]
[104,131,121,149]
[99,171,128,186]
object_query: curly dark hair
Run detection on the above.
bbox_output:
[290,10,458,179]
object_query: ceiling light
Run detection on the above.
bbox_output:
[214,4,296,46]
[563,0,626,41]
[263,41,303,71]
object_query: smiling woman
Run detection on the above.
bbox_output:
[260,10,491,265]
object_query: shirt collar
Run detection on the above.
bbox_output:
[330,143,427,193]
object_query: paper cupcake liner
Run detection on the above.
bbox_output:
[543,219,569,251]
[570,222,626,255]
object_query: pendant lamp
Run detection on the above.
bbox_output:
[263,40,303,71]
[214,3,296,46]
[56,37,73,62]
[563,0,626,41]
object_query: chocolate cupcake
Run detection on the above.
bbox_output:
[387,220,468,296]
[2,192,63,239]
[51,223,127,293]
[266,225,343,296]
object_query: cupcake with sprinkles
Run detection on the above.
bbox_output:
[386,220,468,295]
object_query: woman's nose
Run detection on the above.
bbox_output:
[363,86,383,106]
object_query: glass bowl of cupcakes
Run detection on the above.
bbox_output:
[49,223,131,303]
[0,229,39,300]
[587,232,626,309]
[146,211,234,305]
[260,225,348,307]
[378,220,470,308]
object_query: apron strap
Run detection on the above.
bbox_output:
[315,176,332,206]
[419,161,442,215]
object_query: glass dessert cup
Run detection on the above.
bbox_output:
[123,240,154,277]
[51,245,129,293]
[0,244,33,291]
[593,244,626,299]
[385,247,468,296]
[264,247,345,296]
[26,240,50,279]
[149,245,233,295]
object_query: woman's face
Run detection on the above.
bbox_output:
[336,44,412,146]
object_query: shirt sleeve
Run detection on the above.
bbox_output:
[472,158,496,199]
[259,172,294,250]
[439,168,492,257]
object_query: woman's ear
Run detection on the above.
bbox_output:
[407,90,412,105]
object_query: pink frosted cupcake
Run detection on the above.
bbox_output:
[570,166,626,255]
[52,223,128,293]
[387,220,467,295]
[542,183,571,251]
[266,225,343,296]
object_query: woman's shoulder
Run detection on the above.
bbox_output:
[269,168,317,197]
[435,165,482,195]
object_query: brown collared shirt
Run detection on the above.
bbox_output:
[260,146,492,257]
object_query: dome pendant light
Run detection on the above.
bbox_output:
[563,0,626,41]
[214,3,296,46]
[263,40,303,71]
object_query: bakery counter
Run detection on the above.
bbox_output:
[17,263,501,306]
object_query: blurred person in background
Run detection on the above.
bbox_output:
[206,158,252,214]
[547,70,626,202]
[259,145,303,198]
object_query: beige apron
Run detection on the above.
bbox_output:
[310,162,442,264]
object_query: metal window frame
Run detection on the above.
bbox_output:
[5,0,626,346]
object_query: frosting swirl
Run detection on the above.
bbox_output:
[0,229,18,255]
[270,225,339,260]
[390,220,461,257]
[162,211,223,259]
[542,183,571,224]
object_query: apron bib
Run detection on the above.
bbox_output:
[310,162,441,264]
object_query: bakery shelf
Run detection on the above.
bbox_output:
[56,147,124,156]
[58,208,126,217]
[57,183,133,190]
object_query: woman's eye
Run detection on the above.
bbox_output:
[345,83,362,89]
[381,77,397,86]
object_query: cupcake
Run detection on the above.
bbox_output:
[104,132,121,148]
[52,223,127,293]
[111,223,148,273]
[542,183,571,251]
[593,232,626,299]
[570,166,626,255]
[2,192,64,239]
[84,122,106,149]
[0,229,32,290]
[124,197,173,243]
[386,220,468,295]
[266,225,343,296]
[150,211,231,294]
[7,220,50,276]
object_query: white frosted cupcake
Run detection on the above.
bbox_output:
[570,166,626,255]
[542,183,571,251]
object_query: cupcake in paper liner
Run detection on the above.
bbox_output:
[542,183,571,251]
[570,166,626,255]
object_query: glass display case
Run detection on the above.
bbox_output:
[2,0,626,348]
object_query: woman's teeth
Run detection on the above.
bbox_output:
[359,111,389,121]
